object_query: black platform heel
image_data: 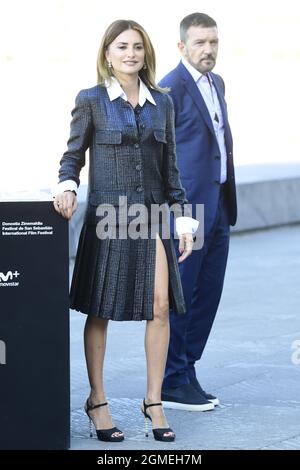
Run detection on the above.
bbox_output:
[84,399,124,442]
[141,398,175,442]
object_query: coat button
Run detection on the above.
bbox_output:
[135,164,142,171]
[136,186,143,193]
[134,143,140,149]
[215,155,221,160]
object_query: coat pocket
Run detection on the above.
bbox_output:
[95,130,122,145]
[153,129,167,143]
[89,191,127,206]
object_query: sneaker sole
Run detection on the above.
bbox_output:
[208,398,220,406]
[162,400,215,412]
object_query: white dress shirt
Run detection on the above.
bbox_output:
[181,58,227,183]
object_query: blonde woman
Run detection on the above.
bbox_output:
[54,19,197,443]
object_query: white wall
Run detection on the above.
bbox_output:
[1,0,300,190]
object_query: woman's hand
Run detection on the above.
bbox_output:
[178,232,194,263]
[53,191,77,220]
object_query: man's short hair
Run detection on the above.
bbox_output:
[180,12,217,43]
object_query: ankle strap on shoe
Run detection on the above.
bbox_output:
[143,399,162,410]
[86,400,108,412]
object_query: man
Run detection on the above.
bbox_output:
[160,13,237,411]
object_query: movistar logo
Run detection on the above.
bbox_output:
[0,270,20,287]
[0,271,20,282]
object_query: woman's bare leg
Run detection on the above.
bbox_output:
[144,235,173,435]
[84,315,122,435]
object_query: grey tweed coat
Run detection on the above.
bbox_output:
[59,84,189,320]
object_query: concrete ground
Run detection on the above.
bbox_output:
[70,224,300,450]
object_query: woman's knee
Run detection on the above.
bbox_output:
[86,315,109,328]
[153,295,169,322]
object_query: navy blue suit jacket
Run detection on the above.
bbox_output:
[159,62,237,234]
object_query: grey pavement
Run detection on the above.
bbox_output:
[70,224,300,450]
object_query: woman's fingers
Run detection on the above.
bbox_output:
[53,192,77,220]
[178,233,194,263]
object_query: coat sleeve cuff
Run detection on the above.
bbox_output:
[51,180,78,197]
[175,216,199,236]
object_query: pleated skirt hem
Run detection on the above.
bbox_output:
[70,223,186,321]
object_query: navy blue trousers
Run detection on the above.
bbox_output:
[163,190,230,388]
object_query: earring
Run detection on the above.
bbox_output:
[107,60,112,68]
[143,63,147,70]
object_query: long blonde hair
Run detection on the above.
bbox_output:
[96,19,167,92]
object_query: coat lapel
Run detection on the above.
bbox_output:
[177,62,215,137]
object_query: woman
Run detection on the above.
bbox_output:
[53,19,198,443]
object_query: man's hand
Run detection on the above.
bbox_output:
[53,191,77,220]
[178,232,194,263]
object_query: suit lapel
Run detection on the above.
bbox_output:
[177,62,215,137]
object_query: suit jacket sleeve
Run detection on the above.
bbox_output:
[58,89,93,186]
[163,94,190,217]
